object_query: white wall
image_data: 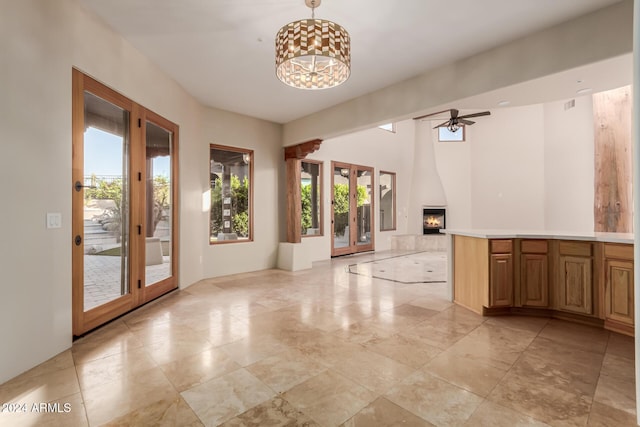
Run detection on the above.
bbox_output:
[544,96,595,230]
[469,105,546,229]
[433,128,472,230]
[302,121,415,260]
[201,109,282,277]
[0,0,283,384]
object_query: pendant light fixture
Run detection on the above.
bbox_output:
[275,0,351,90]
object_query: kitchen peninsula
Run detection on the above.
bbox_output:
[443,230,634,336]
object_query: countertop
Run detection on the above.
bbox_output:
[441,229,634,244]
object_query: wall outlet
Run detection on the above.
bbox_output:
[47,213,62,229]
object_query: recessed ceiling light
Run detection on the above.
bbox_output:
[576,88,592,95]
[497,100,510,107]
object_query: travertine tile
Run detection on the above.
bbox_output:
[465,400,550,426]
[364,333,442,369]
[594,354,636,415]
[488,369,592,426]
[246,349,326,393]
[83,366,178,426]
[538,319,609,354]
[181,368,275,426]
[75,346,158,391]
[160,347,241,392]
[220,333,289,366]
[342,396,434,427]
[3,250,636,427]
[386,370,483,426]
[606,332,635,360]
[283,370,376,427]
[0,366,79,406]
[220,396,319,427]
[103,395,203,427]
[424,351,507,397]
[587,401,638,426]
[0,392,87,427]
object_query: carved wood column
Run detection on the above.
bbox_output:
[593,86,632,232]
[284,139,322,243]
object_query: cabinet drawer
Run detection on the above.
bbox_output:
[604,243,633,261]
[559,241,592,257]
[521,240,548,254]
[491,239,512,254]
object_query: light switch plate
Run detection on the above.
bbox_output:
[47,212,62,229]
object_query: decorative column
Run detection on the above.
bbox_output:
[283,139,322,243]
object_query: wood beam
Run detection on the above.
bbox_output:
[594,85,633,232]
[284,139,322,160]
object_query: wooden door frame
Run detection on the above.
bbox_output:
[72,69,179,336]
[330,161,375,257]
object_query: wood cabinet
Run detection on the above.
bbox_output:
[451,234,634,335]
[488,240,513,307]
[604,244,634,334]
[490,254,513,307]
[520,240,548,307]
[558,255,593,314]
[556,241,593,315]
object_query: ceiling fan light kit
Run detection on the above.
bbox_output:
[275,0,351,90]
[414,108,491,133]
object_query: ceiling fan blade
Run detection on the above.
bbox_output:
[413,109,453,121]
[450,109,459,119]
[432,120,451,129]
[458,119,475,125]
[458,111,491,119]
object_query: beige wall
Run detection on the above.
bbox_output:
[0,0,283,384]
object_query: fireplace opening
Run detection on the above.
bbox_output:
[423,208,446,234]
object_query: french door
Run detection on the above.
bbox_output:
[72,69,179,336]
[331,162,374,256]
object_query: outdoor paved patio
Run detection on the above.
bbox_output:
[84,255,171,310]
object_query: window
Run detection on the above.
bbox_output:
[301,160,323,236]
[209,145,253,243]
[438,126,465,142]
[378,123,396,133]
[379,171,396,231]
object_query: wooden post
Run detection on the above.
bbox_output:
[594,85,633,232]
[286,158,302,243]
[283,139,322,243]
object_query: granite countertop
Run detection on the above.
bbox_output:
[441,229,634,244]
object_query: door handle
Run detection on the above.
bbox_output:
[74,235,82,246]
[74,181,96,192]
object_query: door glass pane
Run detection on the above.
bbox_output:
[333,166,350,249]
[145,121,172,286]
[356,168,372,246]
[301,161,321,236]
[83,91,130,311]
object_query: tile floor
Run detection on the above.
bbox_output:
[0,250,637,426]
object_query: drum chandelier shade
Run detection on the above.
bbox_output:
[275,0,350,90]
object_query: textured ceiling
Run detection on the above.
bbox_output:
[80,0,624,123]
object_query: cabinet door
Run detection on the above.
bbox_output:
[521,254,548,307]
[559,256,592,315]
[490,254,513,307]
[605,259,634,326]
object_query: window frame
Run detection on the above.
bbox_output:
[209,144,254,244]
[379,170,396,231]
[301,159,324,238]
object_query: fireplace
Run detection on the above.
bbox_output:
[423,208,446,234]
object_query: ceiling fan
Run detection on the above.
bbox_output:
[414,109,491,133]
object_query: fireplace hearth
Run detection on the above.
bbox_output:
[423,208,446,234]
